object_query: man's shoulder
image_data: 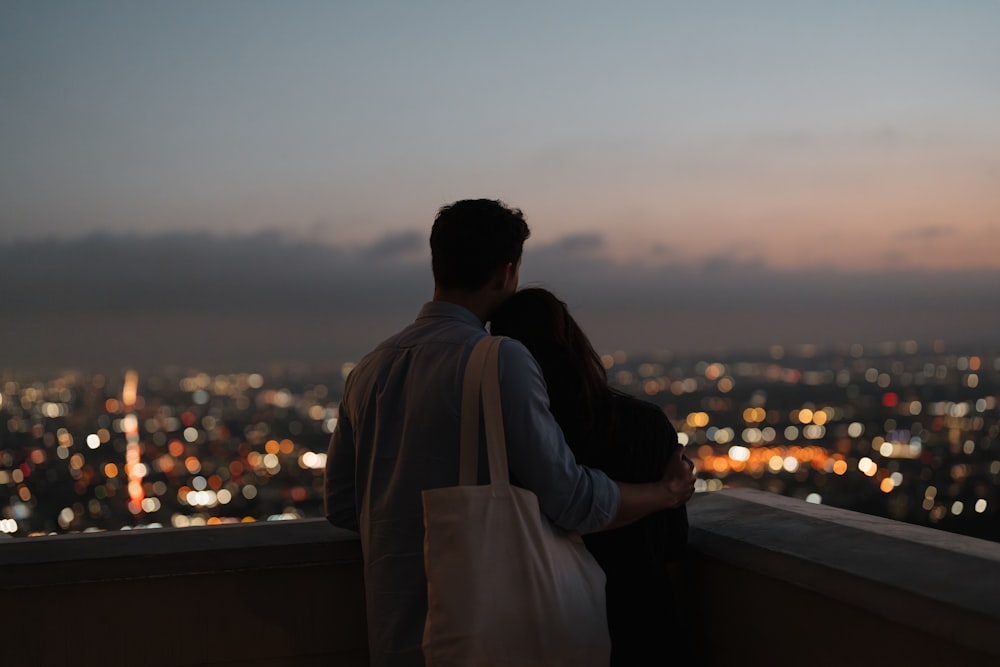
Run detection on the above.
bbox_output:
[494,336,541,376]
[495,335,532,357]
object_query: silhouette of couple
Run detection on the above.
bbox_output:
[326,199,696,667]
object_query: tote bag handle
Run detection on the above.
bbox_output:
[458,336,511,498]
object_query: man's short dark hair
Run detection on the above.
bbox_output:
[430,199,531,290]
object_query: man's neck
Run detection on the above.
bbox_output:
[432,287,495,324]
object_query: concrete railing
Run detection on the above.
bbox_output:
[685,489,1000,667]
[2,519,369,667]
[4,488,999,666]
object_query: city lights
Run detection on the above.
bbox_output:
[0,339,996,544]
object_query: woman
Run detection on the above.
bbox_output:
[490,287,692,665]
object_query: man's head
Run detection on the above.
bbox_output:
[430,199,530,294]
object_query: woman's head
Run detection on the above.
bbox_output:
[490,288,610,438]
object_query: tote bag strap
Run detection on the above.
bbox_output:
[458,335,511,496]
[481,337,512,497]
[459,336,495,486]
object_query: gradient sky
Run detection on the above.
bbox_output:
[3,1,999,271]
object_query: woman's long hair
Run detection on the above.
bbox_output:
[490,287,612,465]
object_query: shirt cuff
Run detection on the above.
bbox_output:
[580,468,621,534]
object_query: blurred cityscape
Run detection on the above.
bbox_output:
[1,338,997,543]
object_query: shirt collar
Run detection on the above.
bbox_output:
[416,301,486,329]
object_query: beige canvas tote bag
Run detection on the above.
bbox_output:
[422,335,612,666]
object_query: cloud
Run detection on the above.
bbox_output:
[1,230,998,373]
[361,230,426,261]
[899,225,955,240]
[536,233,605,254]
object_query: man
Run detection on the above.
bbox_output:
[325,199,695,667]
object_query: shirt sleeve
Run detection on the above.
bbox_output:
[496,338,621,534]
[325,400,359,532]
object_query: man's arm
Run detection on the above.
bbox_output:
[497,339,620,533]
[324,403,359,532]
[497,338,694,534]
[603,447,695,530]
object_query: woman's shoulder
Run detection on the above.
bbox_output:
[609,391,677,436]
[610,391,669,420]
[597,391,679,481]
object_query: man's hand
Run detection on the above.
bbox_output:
[606,446,697,530]
[659,447,696,508]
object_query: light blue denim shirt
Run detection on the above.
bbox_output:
[325,301,620,667]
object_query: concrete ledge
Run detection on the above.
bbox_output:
[1,519,368,667]
[1,518,361,589]
[686,488,1000,666]
[5,492,999,666]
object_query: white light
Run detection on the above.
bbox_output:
[784,425,799,441]
[58,507,75,529]
[952,501,964,516]
[805,493,822,504]
[975,499,988,514]
[803,425,825,440]
[242,484,258,500]
[847,422,864,438]
[87,434,101,449]
[783,456,799,473]
[218,489,233,505]
[132,463,147,478]
[192,475,207,491]
[890,472,903,487]
[880,441,894,457]
[122,414,138,432]
[183,427,199,442]
[141,497,161,513]
[728,446,750,462]
[677,433,690,446]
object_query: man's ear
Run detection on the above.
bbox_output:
[489,262,513,290]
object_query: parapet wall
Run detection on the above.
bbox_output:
[1,519,369,667]
[685,488,1000,667]
[3,489,999,666]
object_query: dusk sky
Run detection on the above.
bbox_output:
[2,2,999,373]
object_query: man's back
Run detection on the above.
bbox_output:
[326,301,620,666]
[327,302,485,666]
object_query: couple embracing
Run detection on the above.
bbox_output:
[325,199,697,667]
